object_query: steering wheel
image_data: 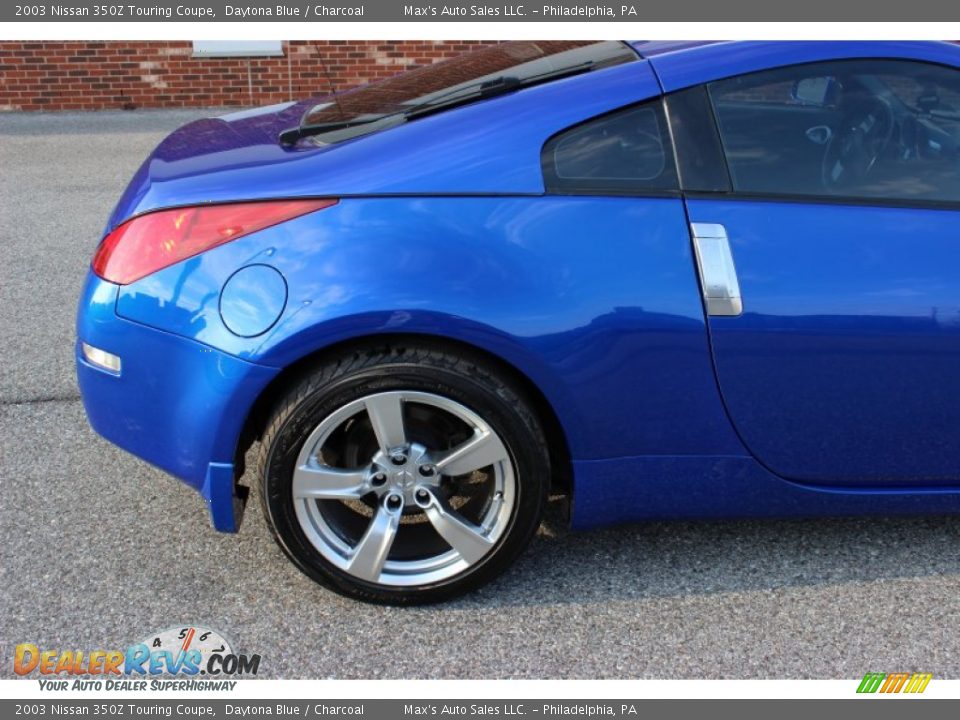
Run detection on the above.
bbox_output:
[821,96,896,190]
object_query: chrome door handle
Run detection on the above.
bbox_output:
[690,223,743,317]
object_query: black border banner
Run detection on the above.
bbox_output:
[5,0,960,22]
[3,698,960,718]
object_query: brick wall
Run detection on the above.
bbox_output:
[0,41,496,112]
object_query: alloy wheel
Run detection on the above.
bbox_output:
[291,390,517,587]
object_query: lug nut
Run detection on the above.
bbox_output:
[415,489,431,507]
[390,453,407,466]
[386,494,403,511]
[371,472,387,487]
[418,464,436,477]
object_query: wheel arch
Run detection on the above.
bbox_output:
[235,332,574,500]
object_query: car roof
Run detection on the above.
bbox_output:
[627,41,960,92]
[628,41,721,58]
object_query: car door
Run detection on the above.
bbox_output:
[669,58,960,486]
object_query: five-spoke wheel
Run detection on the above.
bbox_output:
[258,344,550,603]
[292,391,516,586]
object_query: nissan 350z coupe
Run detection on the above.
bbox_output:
[77,40,960,603]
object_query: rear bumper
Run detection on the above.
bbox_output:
[75,272,279,531]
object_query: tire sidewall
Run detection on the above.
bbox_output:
[261,357,547,604]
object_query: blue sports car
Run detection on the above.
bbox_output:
[77,40,960,603]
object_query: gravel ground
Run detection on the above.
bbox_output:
[2,110,960,679]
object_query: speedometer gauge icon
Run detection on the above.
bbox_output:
[138,625,234,673]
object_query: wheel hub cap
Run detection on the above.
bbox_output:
[371,442,433,504]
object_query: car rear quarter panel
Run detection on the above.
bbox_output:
[115,196,746,462]
[76,272,278,490]
[106,60,664,228]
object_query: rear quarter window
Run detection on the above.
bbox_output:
[542,101,678,195]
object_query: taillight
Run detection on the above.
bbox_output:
[92,199,337,285]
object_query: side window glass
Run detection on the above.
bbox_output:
[542,101,678,194]
[708,59,960,203]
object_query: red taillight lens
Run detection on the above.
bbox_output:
[92,199,337,285]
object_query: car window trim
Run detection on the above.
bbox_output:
[663,86,733,194]
[544,187,682,199]
[682,189,960,212]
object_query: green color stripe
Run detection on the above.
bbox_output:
[857,673,885,693]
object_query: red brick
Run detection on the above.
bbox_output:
[0,40,499,112]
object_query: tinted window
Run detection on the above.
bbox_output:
[709,60,960,204]
[299,42,637,139]
[542,101,678,194]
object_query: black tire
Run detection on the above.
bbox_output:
[256,341,550,604]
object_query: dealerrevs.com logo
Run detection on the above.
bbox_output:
[14,626,260,691]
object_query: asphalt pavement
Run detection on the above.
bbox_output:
[2,110,960,679]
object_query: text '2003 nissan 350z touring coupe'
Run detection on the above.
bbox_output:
[78,41,960,603]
